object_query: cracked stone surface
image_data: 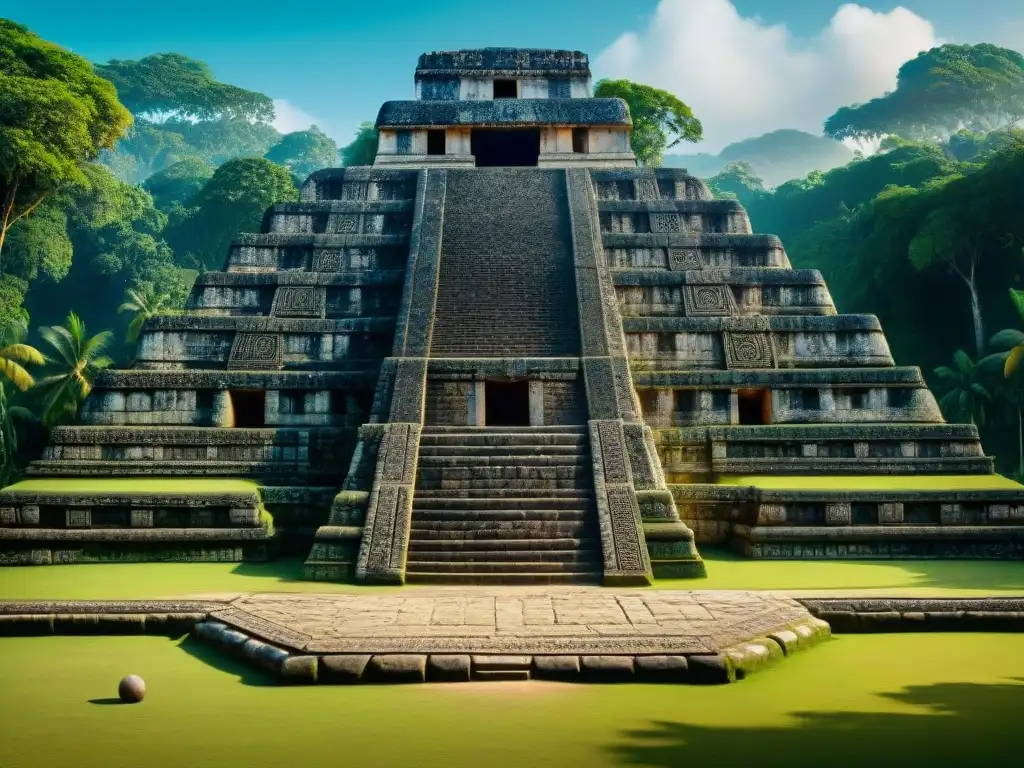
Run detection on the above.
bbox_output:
[208,589,812,655]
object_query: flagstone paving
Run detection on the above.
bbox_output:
[207,588,812,655]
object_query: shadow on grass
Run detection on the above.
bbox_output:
[608,678,1024,767]
[230,558,308,584]
[88,698,127,706]
[176,635,277,687]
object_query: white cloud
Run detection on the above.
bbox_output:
[595,0,939,153]
[271,99,321,135]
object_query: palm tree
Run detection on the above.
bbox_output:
[934,349,992,427]
[0,316,44,392]
[119,284,175,344]
[0,317,43,485]
[36,313,113,426]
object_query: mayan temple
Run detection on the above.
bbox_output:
[1,47,1022,583]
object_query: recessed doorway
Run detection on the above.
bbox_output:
[471,128,541,167]
[229,389,266,428]
[737,388,771,425]
[485,380,530,426]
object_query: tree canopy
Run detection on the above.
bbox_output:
[164,157,298,271]
[340,122,379,167]
[265,126,338,180]
[0,20,132,264]
[94,53,274,122]
[593,79,702,166]
[142,158,214,211]
[824,44,1024,142]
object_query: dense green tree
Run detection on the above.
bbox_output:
[593,80,702,166]
[934,350,992,426]
[666,130,854,188]
[164,157,298,270]
[945,128,1024,162]
[95,53,273,122]
[706,162,766,200]
[265,126,338,181]
[825,44,1024,142]
[340,122,379,166]
[0,20,132,265]
[142,158,214,211]
[36,312,113,426]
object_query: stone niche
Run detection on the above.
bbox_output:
[425,376,586,427]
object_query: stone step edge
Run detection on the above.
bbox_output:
[185,616,834,685]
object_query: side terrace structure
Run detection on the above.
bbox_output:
[1,47,1021,579]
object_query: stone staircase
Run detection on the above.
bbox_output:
[406,426,602,583]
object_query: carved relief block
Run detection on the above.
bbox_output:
[988,504,1009,522]
[650,213,681,233]
[683,285,736,317]
[380,423,418,485]
[229,508,258,527]
[757,504,786,525]
[228,333,283,370]
[723,332,776,369]
[634,178,659,201]
[0,507,14,525]
[596,421,630,483]
[20,505,39,525]
[313,249,343,271]
[273,286,325,318]
[825,503,852,526]
[67,508,92,528]
[853,442,870,458]
[605,485,645,571]
[131,509,154,528]
[940,503,964,525]
[667,248,705,271]
[365,484,400,573]
[334,214,359,234]
[878,502,904,524]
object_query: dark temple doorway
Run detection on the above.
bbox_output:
[471,128,541,167]
[737,388,771,426]
[229,389,266,428]
[485,380,531,426]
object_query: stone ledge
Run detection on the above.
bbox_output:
[93,369,378,389]
[634,367,925,388]
[195,271,405,287]
[799,598,1024,633]
[613,268,825,286]
[623,315,881,333]
[0,528,272,542]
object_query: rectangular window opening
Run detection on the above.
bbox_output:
[738,388,771,425]
[493,79,518,99]
[228,390,266,428]
[572,127,589,154]
[427,130,446,156]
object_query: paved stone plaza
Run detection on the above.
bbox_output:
[210,588,812,655]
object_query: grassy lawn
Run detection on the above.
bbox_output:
[2,477,261,495]
[0,633,1020,767]
[2,550,1023,600]
[713,474,1024,491]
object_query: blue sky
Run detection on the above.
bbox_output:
[3,0,1023,152]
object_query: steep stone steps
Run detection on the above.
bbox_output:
[407,426,601,584]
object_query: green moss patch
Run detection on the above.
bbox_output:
[714,474,1024,492]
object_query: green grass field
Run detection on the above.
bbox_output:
[2,550,1023,600]
[2,477,261,495]
[0,633,1020,768]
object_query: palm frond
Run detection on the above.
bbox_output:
[0,344,45,366]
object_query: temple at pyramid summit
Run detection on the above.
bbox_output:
[2,47,1022,583]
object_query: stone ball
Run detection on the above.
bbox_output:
[118,674,146,703]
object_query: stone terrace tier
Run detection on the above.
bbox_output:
[1,168,422,561]
[590,168,1024,558]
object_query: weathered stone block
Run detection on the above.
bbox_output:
[366,654,427,683]
[767,629,800,654]
[66,508,91,528]
[532,655,581,681]
[131,509,154,528]
[825,503,851,526]
[634,655,688,682]
[581,655,634,681]
[320,654,371,684]
[687,654,735,684]
[427,654,471,682]
[878,503,904,525]
[940,503,964,525]
[280,655,318,684]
